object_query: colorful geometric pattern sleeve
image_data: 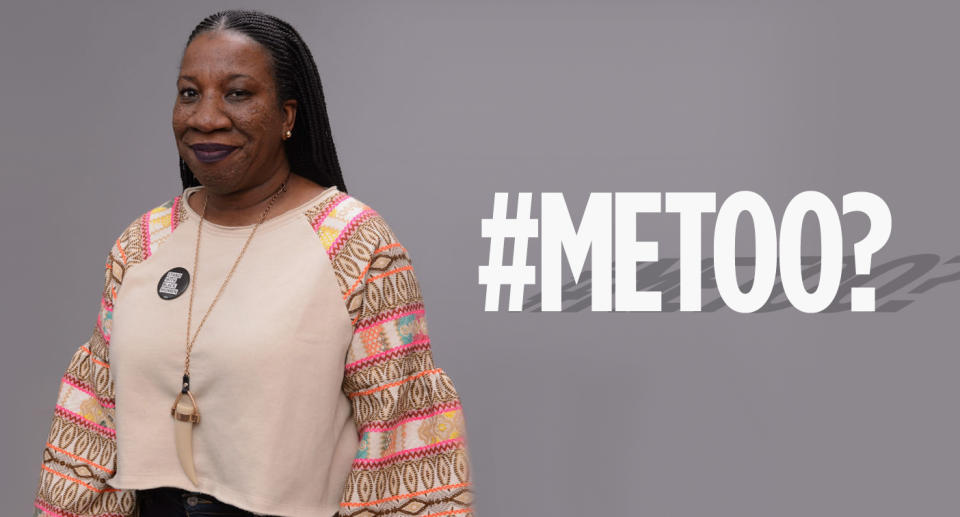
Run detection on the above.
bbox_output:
[33,197,183,517]
[309,194,475,517]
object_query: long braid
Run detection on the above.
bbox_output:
[179,10,348,194]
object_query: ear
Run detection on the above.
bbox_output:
[282,99,297,135]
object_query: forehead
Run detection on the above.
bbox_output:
[179,30,273,82]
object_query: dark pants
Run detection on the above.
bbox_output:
[136,486,278,517]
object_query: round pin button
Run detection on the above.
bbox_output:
[157,267,190,300]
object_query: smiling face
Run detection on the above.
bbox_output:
[173,29,296,194]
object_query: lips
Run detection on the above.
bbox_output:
[189,143,238,164]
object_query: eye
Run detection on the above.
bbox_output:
[178,88,198,99]
[227,90,251,99]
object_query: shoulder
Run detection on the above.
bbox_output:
[302,190,402,261]
[108,193,187,277]
[301,190,418,320]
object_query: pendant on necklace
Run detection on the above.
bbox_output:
[171,374,201,486]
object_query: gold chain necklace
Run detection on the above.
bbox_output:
[171,174,290,486]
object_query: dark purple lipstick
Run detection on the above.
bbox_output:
[190,143,238,163]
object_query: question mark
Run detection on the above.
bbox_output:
[842,192,892,311]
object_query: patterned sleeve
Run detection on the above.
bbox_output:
[33,233,138,516]
[336,213,475,517]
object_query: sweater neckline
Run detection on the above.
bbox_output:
[180,184,339,234]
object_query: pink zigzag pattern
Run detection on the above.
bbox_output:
[171,195,181,230]
[360,400,464,433]
[354,302,425,331]
[352,438,467,469]
[53,406,115,438]
[327,208,377,259]
[345,339,431,374]
[309,192,349,232]
[61,377,115,409]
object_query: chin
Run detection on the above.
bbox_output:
[187,165,245,194]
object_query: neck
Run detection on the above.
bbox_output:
[198,172,295,227]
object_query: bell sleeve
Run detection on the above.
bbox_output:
[32,234,138,517]
[337,214,475,517]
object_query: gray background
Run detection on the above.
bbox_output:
[3,1,959,515]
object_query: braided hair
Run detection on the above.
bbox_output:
[178,9,348,193]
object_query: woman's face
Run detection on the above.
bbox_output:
[173,29,296,193]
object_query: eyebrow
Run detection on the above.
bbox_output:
[178,74,254,82]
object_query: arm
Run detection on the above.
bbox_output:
[337,214,475,517]
[33,234,138,517]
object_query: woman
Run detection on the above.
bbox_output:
[32,10,474,517]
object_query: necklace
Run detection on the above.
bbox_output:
[171,174,290,486]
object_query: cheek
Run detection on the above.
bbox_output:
[171,106,189,134]
[235,104,283,138]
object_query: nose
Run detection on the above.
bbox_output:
[185,94,231,133]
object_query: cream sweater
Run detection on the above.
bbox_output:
[33,185,474,517]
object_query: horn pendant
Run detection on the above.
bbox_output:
[171,390,201,487]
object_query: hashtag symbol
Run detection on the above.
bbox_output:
[479,192,539,311]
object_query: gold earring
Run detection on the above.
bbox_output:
[283,129,292,140]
